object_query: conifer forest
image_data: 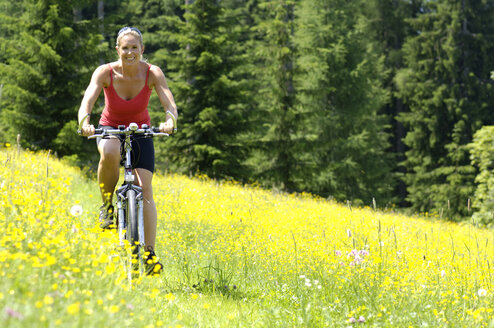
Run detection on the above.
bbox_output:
[2,0,494,223]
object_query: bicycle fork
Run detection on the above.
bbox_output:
[116,185,145,247]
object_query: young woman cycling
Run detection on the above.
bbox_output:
[77,26,178,275]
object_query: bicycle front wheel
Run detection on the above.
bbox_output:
[125,189,141,274]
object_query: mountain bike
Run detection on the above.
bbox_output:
[85,123,168,278]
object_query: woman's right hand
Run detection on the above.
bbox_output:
[80,124,95,136]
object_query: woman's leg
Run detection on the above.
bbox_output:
[97,138,121,205]
[134,168,157,249]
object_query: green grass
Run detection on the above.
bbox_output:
[0,148,493,327]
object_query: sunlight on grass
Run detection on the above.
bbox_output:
[0,148,493,327]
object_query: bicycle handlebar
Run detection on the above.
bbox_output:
[86,123,169,140]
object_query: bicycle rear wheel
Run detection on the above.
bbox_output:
[126,189,142,275]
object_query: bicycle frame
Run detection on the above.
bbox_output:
[115,134,145,249]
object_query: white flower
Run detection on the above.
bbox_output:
[478,288,487,297]
[70,205,83,217]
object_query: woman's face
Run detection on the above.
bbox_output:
[116,34,143,65]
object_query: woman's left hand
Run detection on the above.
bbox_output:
[159,119,175,134]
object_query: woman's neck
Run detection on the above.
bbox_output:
[119,60,141,77]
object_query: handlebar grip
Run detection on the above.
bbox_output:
[152,127,160,133]
[94,128,104,135]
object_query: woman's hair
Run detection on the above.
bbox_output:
[116,26,144,48]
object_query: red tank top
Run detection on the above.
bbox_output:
[99,64,152,127]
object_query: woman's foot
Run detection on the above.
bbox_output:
[144,246,163,275]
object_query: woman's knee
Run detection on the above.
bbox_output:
[99,140,120,165]
[135,169,154,195]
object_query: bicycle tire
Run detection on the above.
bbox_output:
[125,189,140,269]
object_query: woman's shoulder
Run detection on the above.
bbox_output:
[147,63,165,77]
[94,63,115,75]
[92,63,115,86]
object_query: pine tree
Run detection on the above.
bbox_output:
[0,0,104,156]
[362,0,424,205]
[396,0,494,218]
[163,0,249,179]
[293,0,394,205]
[245,0,298,191]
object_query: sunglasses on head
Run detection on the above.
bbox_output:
[118,26,142,38]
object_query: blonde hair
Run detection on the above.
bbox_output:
[116,27,144,48]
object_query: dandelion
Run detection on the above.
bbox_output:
[165,293,176,302]
[149,289,160,299]
[108,305,119,313]
[70,204,83,217]
[478,288,487,297]
[67,302,80,315]
[43,295,54,305]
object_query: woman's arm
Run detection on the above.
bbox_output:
[150,65,178,134]
[78,65,108,136]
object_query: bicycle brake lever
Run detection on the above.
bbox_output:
[87,128,106,139]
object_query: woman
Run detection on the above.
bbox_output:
[78,26,178,275]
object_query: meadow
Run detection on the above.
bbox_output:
[0,147,493,327]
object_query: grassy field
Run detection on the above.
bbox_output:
[0,147,493,327]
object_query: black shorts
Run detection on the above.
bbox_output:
[96,125,155,173]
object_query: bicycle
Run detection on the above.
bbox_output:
[81,122,168,278]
